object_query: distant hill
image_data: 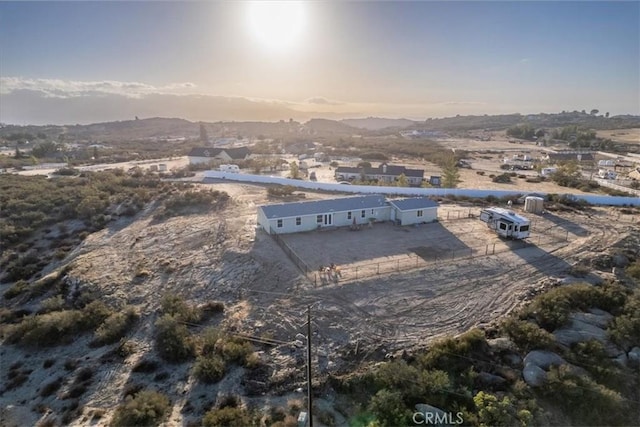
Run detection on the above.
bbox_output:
[303,118,359,135]
[341,117,416,130]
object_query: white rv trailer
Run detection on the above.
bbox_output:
[479,207,531,239]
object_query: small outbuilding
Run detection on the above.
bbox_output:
[388,197,439,225]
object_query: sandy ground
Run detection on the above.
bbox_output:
[15,156,190,176]
[597,128,640,144]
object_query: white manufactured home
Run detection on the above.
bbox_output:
[257,195,438,235]
[479,207,531,239]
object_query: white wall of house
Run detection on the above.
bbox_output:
[396,207,437,226]
[189,153,233,165]
[259,206,392,234]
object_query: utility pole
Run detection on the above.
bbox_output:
[306,305,313,427]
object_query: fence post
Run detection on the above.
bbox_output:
[415,255,419,267]
[492,243,496,254]
[355,267,358,280]
[485,244,488,255]
[397,259,400,272]
[447,211,450,220]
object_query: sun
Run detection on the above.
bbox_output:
[247,1,306,52]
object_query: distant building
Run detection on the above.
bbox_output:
[542,151,594,164]
[257,194,438,234]
[187,147,251,165]
[334,163,424,186]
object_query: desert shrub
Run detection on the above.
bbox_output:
[567,340,628,390]
[521,283,627,331]
[542,365,629,426]
[3,280,28,299]
[43,358,55,368]
[92,307,139,346]
[194,354,226,384]
[267,185,296,198]
[110,390,171,427]
[4,310,85,346]
[476,171,485,176]
[154,314,195,363]
[160,293,201,324]
[132,359,159,374]
[218,336,254,365]
[202,406,253,427]
[417,328,488,374]
[39,377,63,397]
[608,290,640,351]
[626,260,640,281]
[474,391,533,427]
[501,318,556,352]
[492,173,512,183]
[38,295,66,313]
[568,264,591,278]
[158,189,229,218]
[368,389,411,427]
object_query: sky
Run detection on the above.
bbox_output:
[0,1,638,125]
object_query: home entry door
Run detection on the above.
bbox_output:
[323,214,333,226]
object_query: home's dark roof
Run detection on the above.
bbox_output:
[335,163,424,178]
[259,195,387,219]
[388,198,439,211]
[188,146,250,159]
[546,152,594,162]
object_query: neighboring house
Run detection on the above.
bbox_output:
[334,163,424,186]
[542,151,594,164]
[257,194,438,234]
[187,147,251,165]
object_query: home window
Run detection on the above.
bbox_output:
[499,222,507,230]
[277,219,283,228]
[347,212,352,220]
[317,215,323,223]
[361,210,366,218]
[417,210,423,217]
[520,225,529,232]
[296,217,301,226]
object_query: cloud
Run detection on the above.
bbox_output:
[0,77,198,98]
[306,96,343,106]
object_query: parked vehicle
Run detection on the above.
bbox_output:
[479,207,531,239]
[219,164,240,173]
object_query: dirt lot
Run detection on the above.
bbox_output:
[597,128,640,144]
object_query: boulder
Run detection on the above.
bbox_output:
[553,318,608,347]
[523,350,566,370]
[522,363,547,387]
[572,310,613,329]
[628,347,640,363]
[614,353,628,367]
[612,253,630,268]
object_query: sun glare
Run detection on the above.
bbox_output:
[247,1,306,53]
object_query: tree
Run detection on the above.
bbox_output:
[590,109,599,116]
[289,161,300,179]
[396,173,409,187]
[93,146,99,160]
[31,141,59,158]
[441,155,460,188]
[199,123,209,143]
[605,112,610,118]
[357,161,371,169]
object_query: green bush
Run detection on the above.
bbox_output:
[542,365,629,426]
[3,280,28,299]
[218,336,254,365]
[202,406,253,427]
[110,390,171,427]
[417,328,488,374]
[194,354,226,384]
[502,318,556,352]
[608,290,640,351]
[154,314,195,363]
[521,283,628,331]
[474,391,533,427]
[626,260,640,281]
[160,293,201,324]
[368,389,411,427]
[92,307,139,346]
